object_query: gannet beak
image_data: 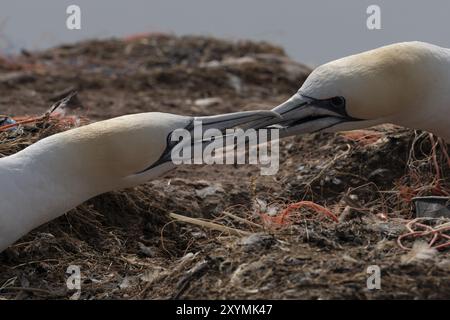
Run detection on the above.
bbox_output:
[193,110,281,133]
[137,110,281,173]
[245,93,360,138]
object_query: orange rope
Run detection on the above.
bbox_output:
[0,113,85,132]
[261,201,339,226]
[0,115,48,131]
[439,139,450,168]
[340,129,383,146]
[428,134,450,196]
[397,218,450,251]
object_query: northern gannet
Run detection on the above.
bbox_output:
[0,110,278,251]
[250,41,450,142]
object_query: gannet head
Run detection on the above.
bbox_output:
[24,110,279,193]
[254,42,450,140]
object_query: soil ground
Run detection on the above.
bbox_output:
[0,34,449,299]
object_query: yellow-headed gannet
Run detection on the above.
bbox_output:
[251,42,450,142]
[0,110,278,251]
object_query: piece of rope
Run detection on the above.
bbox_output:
[261,201,339,226]
[0,91,82,132]
[397,217,450,251]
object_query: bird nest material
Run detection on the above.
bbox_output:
[1,34,449,300]
[398,218,450,251]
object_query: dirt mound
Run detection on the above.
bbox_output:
[0,35,309,119]
[0,34,449,300]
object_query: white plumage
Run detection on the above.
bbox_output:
[0,110,277,251]
[252,42,450,142]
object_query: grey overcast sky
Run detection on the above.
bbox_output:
[1,0,450,66]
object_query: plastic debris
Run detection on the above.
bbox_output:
[413,196,450,218]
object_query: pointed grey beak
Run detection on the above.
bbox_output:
[138,110,281,172]
[244,93,359,138]
[193,110,281,133]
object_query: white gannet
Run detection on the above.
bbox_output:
[0,110,278,251]
[250,41,450,142]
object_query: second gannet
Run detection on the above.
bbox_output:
[251,41,450,142]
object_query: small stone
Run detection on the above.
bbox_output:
[239,233,275,251]
[195,184,225,198]
[194,97,223,108]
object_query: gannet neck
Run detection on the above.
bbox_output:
[0,112,187,251]
[0,152,97,251]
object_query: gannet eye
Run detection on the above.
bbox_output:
[330,96,346,108]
